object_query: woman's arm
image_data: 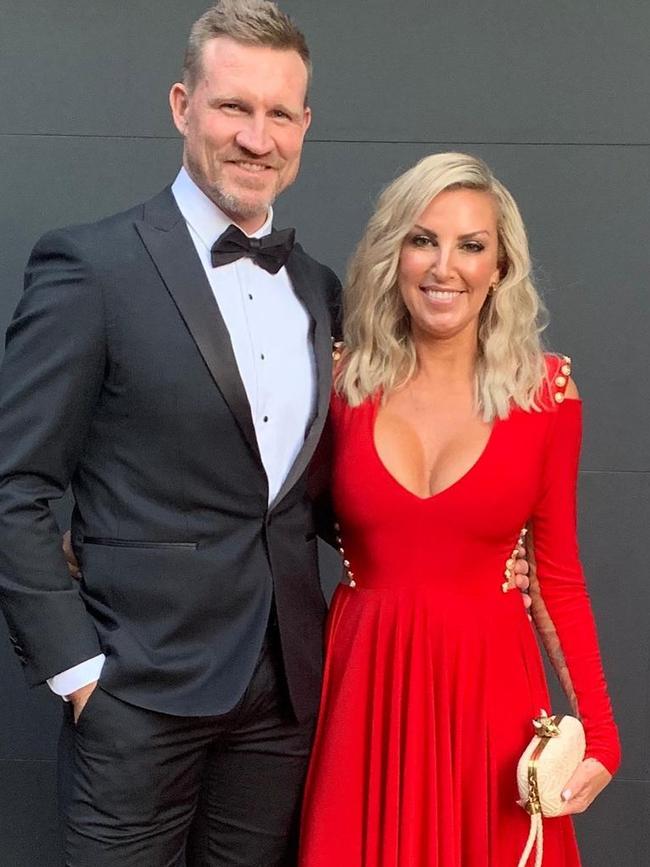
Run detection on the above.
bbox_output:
[531,373,621,813]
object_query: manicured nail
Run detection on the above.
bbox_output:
[561,789,572,801]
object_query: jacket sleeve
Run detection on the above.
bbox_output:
[0,229,106,684]
[531,396,621,775]
[309,409,338,549]
[324,267,343,342]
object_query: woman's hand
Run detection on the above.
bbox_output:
[559,757,612,814]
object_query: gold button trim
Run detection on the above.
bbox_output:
[554,392,565,403]
[334,521,357,588]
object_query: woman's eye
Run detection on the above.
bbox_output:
[462,241,485,253]
[410,234,434,247]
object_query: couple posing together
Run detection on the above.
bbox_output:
[0,1,619,865]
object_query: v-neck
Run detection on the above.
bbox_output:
[369,394,499,502]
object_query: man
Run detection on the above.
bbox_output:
[0,2,529,865]
[0,2,338,863]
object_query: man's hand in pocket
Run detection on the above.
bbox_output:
[69,681,98,723]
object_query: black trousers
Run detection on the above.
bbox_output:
[58,628,316,866]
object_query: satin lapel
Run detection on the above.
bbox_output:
[134,189,261,465]
[273,247,334,506]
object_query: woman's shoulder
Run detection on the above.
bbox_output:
[329,387,378,420]
[539,352,579,408]
[330,344,379,422]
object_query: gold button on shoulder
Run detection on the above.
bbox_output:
[561,364,571,377]
[554,391,565,403]
[554,375,567,388]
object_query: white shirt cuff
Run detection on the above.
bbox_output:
[47,654,106,700]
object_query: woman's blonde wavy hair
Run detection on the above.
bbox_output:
[336,152,548,421]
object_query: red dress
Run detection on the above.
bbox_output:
[299,356,620,867]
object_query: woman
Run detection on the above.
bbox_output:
[299,153,620,865]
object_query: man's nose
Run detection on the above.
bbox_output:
[235,116,273,156]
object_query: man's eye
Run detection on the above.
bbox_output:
[272,110,290,120]
[222,103,242,111]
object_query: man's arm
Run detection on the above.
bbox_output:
[525,528,578,713]
[48,655,105,697]
[0,229,106,685]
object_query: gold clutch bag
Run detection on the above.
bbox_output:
[516,709,585,867]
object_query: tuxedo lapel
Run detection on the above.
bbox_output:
[273,246,333,506]
[134,189,262,465]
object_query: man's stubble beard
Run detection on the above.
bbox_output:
[186,154,279,226]
[212,187,274,225]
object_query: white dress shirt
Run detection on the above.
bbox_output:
[49,166,317,698]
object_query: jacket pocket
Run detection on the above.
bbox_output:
[83,537,198,550]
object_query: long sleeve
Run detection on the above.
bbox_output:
[0,230,105,684]
[531,396,621,775]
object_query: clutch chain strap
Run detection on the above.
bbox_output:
[517,712,564,867]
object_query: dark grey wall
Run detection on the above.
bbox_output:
[1,2,648,864]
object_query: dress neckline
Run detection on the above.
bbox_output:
[369,394,500,503]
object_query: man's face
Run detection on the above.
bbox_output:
[170,37,311,233]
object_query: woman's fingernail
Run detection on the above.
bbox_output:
[562,789,572,801]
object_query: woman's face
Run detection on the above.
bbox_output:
[398,187,501,344]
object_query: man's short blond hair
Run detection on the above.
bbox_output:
[183,0,312,100]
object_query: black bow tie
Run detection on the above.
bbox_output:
[210,224,295,275]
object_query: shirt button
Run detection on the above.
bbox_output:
[248,293,253,300]
[263,416,269,423]
[260,353,265,360]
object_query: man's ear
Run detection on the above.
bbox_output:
[169,82,190,136]
[302,105,312,135]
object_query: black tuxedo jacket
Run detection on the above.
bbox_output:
[0,187,341,721]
